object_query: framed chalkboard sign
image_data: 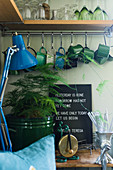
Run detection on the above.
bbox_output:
[49,84,92,148]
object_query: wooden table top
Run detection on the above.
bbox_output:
[56,149,113,168]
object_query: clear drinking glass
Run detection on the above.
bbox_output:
[31,7,37,20]
[93,6,104,20]
[24,3,31,19]
[79,6,89,20]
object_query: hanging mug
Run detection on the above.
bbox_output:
[79,47,94,64]
[94,44,110,64]
[55,47,65,69]
[67,44,83,59]
[36,46,47,66]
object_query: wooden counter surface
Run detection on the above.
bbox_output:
[56,149,113,168]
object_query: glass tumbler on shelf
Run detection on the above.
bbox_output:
[93,6,104,20]
[31,7,37,20]
[18,8,25,18]
[79,6,89,20]
[67,3,78,20]
[15,0,25,17]
[24,3,31,20]
[38,3,45,20]
[73,10,79,20]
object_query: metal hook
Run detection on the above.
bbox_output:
[60,32,62,47]
[42,32,44,47]
[27,32,30,47]
[104,33,107,46]
[51,32,54,49]
[85,32,87,47]
[71,32,73,46]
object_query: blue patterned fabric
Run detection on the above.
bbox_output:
[0,134,56,170]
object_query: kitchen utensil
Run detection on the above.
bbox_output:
[47,33,56,64]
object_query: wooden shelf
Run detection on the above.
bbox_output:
[0,0,23,23]
[2,20,113,31]
[56,149,113,168]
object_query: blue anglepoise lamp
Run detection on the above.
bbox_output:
[0,33,38,151]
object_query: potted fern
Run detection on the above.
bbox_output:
[4,63,65,151]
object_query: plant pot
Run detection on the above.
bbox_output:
[6,115,54,151]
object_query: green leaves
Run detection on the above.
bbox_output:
[4,63,68,118]
[96,80,109,96]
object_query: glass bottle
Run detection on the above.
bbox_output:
[51,10,58,20]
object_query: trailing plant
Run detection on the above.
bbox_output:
[4,63,67,119]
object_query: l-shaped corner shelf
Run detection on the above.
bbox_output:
[0,0,113,31]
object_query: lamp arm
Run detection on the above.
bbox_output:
[0,47,15,101]
[0,46,18,151]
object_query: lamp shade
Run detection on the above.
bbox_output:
[10,34,38,70]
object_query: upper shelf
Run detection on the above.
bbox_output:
[0,0,113,31]
[3,20,113,31]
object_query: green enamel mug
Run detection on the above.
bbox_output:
[94,44,110,64]
[36,47,47,66]
[68,44,83,59]
[81,47,94,64]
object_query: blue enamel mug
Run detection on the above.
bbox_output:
[55,47,65,69]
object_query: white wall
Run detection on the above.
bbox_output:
[2,31,113,119]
